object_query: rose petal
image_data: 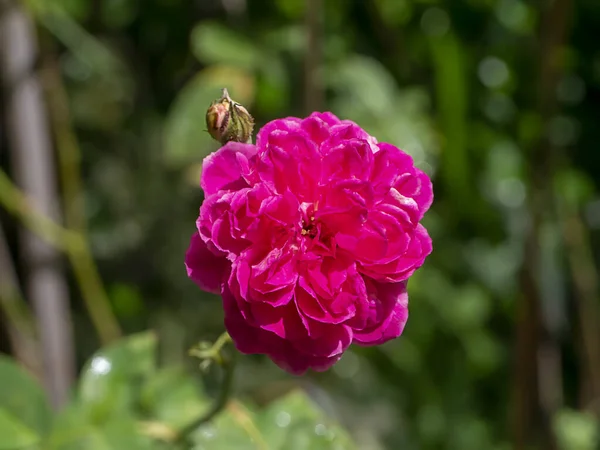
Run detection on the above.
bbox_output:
[185,232,230,294]
[201,142,257,195]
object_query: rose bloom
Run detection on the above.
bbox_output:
[186,112,433,374]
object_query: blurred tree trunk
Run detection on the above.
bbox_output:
[0,222,41,380]
[0,0,75,409]
[514,0,574,447]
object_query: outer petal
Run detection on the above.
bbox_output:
[200,142,257,195]
[397,168,434,219]
[256,117,303,148]
[359,223,432,282]
[353,280,408,345]
[185,232,230,294]
[222,284,341,375]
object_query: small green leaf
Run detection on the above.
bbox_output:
[0,355,51,437]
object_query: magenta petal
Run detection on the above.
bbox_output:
[185,232,229,294]
[413,169,434,219]
[256,117,303,148]
[270,352,341,375]
[201,142,257,195]
[291,318,353,357]
[223,285,341,375]
[353,280,408,345]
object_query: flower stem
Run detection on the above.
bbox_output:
[177,332,237,443]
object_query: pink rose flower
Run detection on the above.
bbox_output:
[186,112,433,374]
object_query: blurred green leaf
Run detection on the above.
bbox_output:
[77,331,157,423]
[554,409,599,450]
[0,409,40,450]
[108,283,144,319]
[193,390,356,450]
[192,402,264,449]
[140,367,210,430]
[101,0,139,29]
[28,0,126,77]
[0,355,51,438]
[274,0,305,19]
[191,22,261,70]
[48,409,153,450]
[257,390,356,450]
[555,168,595,210]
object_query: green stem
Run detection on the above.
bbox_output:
[177,332,237,442]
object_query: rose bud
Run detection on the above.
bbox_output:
[206,88,254,145]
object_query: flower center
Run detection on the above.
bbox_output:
[301,216,317,238]
[299,201,319,239]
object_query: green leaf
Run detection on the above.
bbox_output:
[554,168,595,210]
[0,408,40,449]
[163,66,255,166]
[554,409,599,450]
[193,390,357,450]
[0,355,51,438]
[140,367,210,429]
[77,331,157,423]
[258,391,356,450]
[191,402,265,449]
[48,408,154,450]
[190,22,261,70]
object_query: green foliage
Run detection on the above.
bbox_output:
[0,335,357,449]
[554,409,600,450]
[193,391,356,450]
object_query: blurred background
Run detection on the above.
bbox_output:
[1,0,599,449]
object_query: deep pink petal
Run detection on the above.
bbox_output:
[359,223,432,282]
[353,280,408,345]
[256,117,303,148]
[223,285,341,374]
[200,142,257,195]
[185,232,230,294]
